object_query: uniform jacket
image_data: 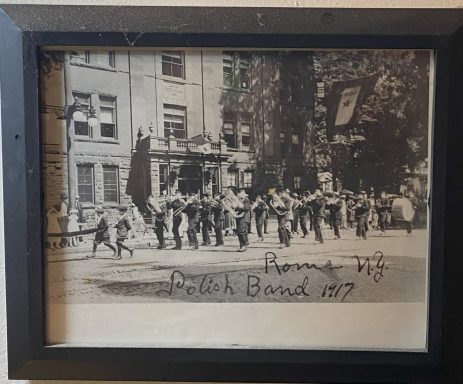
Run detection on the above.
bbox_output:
[185,200,201,222]
[211,201,225,222]
[200,199,213,221]
[115,214,132,239]
[253,200,269,220]
[236,196,251,223]
[355,198,370,217]
[328,198,343,220]
[95,215,110,241]
[311,197,326,217]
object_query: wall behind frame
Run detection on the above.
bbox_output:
[0,1,461,383]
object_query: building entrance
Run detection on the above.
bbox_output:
[177,165,202,195]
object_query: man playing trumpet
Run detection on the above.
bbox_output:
[271,187,292,248]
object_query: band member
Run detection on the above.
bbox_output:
[212,193,225,246]
[311,190,326,244]
[185,193,200,249]
[340,195,347,229]
[253,194,269,241]
[299,192,311,238]
[405,190,419,236]
[114,205,134,259]
[291,193,301,234]
[355,193,370,240]
[262,195,270,234]
[170,190,185,249]
[327,193,343,239]
[200,193,212,246]
[273,187,292,248]
[89,207,116,258]
[235,189,251,252]
[361,191,371,234]
[147,194,169,249]
[346,195,356,229]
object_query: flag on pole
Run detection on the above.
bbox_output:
[325,73,379,140]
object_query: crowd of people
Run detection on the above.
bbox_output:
[46,186,421,259]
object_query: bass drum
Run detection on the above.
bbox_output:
[391,197,415,222]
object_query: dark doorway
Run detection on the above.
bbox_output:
[178,165,202,195]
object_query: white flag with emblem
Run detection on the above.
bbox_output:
[334,85,361,126]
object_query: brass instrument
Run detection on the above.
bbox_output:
[146,196,171,222]
[268,190,288,216]
[173,193,199,217]
[222,189,245,219]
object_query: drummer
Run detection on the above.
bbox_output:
[405,190,419,237]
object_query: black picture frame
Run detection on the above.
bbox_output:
[1,5,462,382]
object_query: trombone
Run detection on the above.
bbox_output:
[173,193,199,217]
[268,190,289,217]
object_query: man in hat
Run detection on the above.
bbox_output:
[405,190,419,236]
[114,205,134,260]
[184,192,201,250]
[212,193,225,246]
[327,192,343,239]
[200,192,212,246]
[340,195,347,229]
[355,193,369,240]
[274,187,292,248]
[235,188,251,252]
[311,189,326,244]
[253,194,269,242]
[89,207,116,258]
[299,191,311,238]
[376,191,390,235]
[291,192,301,235]
[170,190,186,249]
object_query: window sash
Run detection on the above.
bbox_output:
[161,51,185,78]
[103,167,119,203]
[77,166,94,203]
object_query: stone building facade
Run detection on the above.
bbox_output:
[41,49,317,214]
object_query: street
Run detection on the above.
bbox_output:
[46,220,427,304]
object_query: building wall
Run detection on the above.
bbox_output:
[42,48,318,210]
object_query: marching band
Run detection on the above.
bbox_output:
[51,186,421,259]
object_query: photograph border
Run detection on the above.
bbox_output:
[0,5,462,382]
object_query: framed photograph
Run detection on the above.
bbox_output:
[1,5,462,382]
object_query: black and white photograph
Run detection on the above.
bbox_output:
[41,48,432,350]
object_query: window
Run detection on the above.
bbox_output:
[223,112,237,149]
[161,51,185,78]
[291,133,302,155]
[239,53,251,90]
[222,52,252,89]
[294,176,301,190]
[70,50,89,64]
[243,171,253,188]
[227,170,239,187]
[70,50,115,68]
[77,165,94,203]
[100,96,117,139]
[240,114,252,149]
[103,166,119,203]
[72,92,91,137]
[223,52,234,87]
[280,132,287,155]
[159,164,169,193]
[164,104,186,139]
